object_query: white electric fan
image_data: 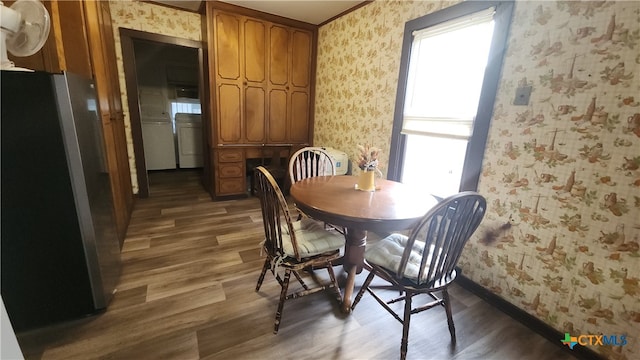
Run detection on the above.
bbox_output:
[0,0,50,71]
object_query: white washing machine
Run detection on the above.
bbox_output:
[141,115,176,170]
[175,113,203,168]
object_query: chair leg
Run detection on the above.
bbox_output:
[400,290,413,360]
[292,270,310,290]
[256,257,270,291]
[274,269,291,334]
[351,270,376,310]
[442,289,456,344]
[325,262,342,303]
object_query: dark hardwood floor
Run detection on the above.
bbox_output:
[15,170,576,359]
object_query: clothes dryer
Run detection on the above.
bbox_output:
[175,113,203,168]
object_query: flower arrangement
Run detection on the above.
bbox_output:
[356,144,380,171]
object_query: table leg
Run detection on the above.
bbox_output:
[341,228,367,313]
[342,266,357,313]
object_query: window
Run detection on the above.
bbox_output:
[389,1,514,197]
[170,101,201,118]
[170,100,201,132]
[403,134,469,197]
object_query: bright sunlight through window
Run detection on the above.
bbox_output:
[401,8,495,198]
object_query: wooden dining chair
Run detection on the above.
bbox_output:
[287,147,343,233]
[254,166,344,334]
[288,146,335,220]
[351,192,487,360]
[288,147,336,184]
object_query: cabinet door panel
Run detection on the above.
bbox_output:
[112,114,132,211]
[56,1,92,79]
[243,19,266,83]
[291,30,311,88]
[98,1,123,115]
[84,0,111,122]
[216,12,240,80]
[290,91,310,143]
[269,25,289,86]
[245,86,266,143]
[268,89,288,143]
[217,84,242,143]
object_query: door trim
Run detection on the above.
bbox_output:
[119,28,205,198]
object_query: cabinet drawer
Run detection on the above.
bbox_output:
[217,149,243,162]
[217,178,246,195]
[218,163,243,178]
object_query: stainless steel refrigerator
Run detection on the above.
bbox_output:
[1,71,121,331]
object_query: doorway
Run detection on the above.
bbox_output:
[119,28,209,198]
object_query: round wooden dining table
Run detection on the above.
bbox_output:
[289,175,439,313]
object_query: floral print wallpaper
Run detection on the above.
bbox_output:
[315,0,457,176]
[315,1,639,359]
[464,2,640,359]
[108,0,202,192]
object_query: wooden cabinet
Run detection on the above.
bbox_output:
[207,4,316,198]
[10,0,133,245]
[267,25,312,144]
[211,10,313,147]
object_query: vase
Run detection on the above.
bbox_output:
[357,169,377,192]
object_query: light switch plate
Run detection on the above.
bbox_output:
[514,85,532,105]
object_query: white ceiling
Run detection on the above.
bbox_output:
[221,0,365,25]
[149,0,366,25]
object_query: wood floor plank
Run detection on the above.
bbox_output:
[101,329,200,360]
[146,275,224,302]
[120,237,151,252]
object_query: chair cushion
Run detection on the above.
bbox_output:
[365,233,433,282]
[282,218,344,258]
